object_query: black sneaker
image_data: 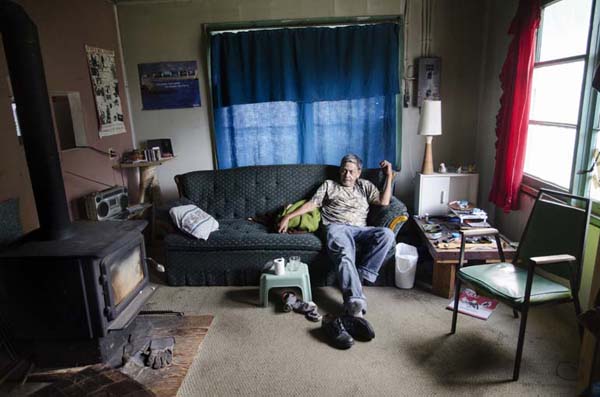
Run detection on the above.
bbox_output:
[322,315,354,349]
[340,315,375,341]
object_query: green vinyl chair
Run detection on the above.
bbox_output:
[450,189,591,381]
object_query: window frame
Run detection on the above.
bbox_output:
[521,0,600,199]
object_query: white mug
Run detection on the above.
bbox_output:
[274,257,285,275]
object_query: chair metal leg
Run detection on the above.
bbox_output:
[512,309,519,319]
[573,293,582,316]
[451,279,462,334]
[588,338,600,395]
[513,305,530,381]
[573,294,584,337]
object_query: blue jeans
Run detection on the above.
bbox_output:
[325,224,395,315]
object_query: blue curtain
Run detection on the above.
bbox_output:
[210,23,400,169]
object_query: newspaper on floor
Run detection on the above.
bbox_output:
[446,288,498,320]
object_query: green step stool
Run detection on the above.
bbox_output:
[260,262,312,307]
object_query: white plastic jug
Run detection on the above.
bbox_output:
[394,243,418,289]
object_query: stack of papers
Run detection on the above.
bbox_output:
[448,201,487,225]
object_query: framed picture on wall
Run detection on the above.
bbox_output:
[138,61,201,110]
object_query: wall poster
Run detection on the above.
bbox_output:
[138,61,201,110]
[85,45,126,137]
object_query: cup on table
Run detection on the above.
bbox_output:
[287,256,301,272]
[274,257,286,275]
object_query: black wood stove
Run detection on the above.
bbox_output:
[0,222,155,367]
[0,0,154,367]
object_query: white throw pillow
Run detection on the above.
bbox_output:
[169,204,219,240]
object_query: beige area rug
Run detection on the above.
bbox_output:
[144,286,580,396]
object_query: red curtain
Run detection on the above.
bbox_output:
[488,0,541,212]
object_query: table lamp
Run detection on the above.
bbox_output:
[418,99,442,175]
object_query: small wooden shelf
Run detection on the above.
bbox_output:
[113,157,174,169]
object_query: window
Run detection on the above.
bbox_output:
[10,98,21,139]
[523,0,594,189]
[208,21,401,169]
[7,75,21,142]
[9,90,87,149]
[588,97,600,201]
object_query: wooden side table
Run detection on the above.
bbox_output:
[413,217,516,298]
[113,157,174,242]
[113,157,174,205]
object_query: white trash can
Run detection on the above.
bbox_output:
[394,243,418,289]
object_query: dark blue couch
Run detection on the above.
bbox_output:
[164,164,408,286]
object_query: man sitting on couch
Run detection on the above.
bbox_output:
[277,154,395,349]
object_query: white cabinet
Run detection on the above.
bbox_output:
[414,173,479,216]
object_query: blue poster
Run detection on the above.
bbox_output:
[138,61,201,110]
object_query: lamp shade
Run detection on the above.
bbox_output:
[418,99,442,136]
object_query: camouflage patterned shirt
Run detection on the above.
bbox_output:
[310,179,380,226]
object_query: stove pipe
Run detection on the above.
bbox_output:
[1,0,72,240]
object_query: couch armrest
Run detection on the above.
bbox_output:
[368,196,409,235]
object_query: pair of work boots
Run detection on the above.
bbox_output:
[322,314,375,349]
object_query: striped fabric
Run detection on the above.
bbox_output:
[170,204,219,240]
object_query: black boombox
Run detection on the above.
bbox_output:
[84,186,128,221]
